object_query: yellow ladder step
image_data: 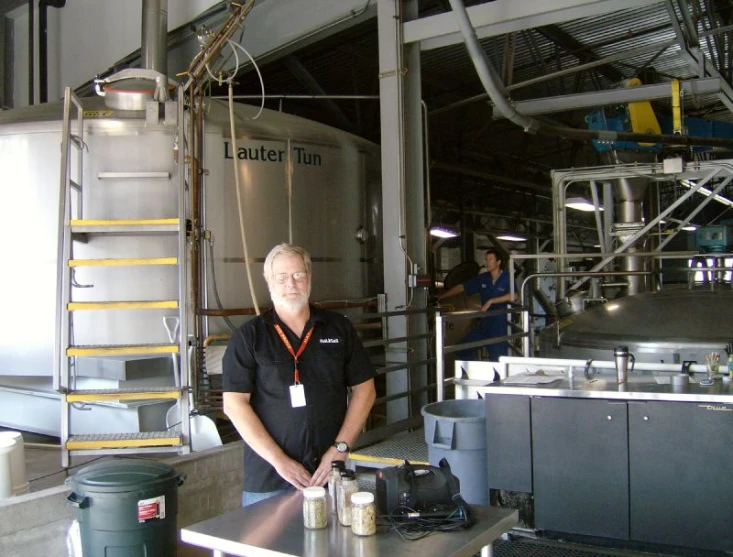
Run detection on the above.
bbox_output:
[70,218,180,234]
[66,432,181,450]
[69,257,178,267]
[67,344,179,356]
[68,300,179,310]
[65,388,181,402]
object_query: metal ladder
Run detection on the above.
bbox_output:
[55,87,190,467]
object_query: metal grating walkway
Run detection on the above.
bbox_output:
[350,428,428,468]
[493,538,718,557]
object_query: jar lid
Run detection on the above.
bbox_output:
[351,491,374,505]
[303,486,326,499]
[341,469,356,479]
[331,461,345,470]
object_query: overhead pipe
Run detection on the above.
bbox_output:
[446,0,733,149]
[141,0,168,76]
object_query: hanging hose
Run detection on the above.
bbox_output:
[207,237,238,330]
[228,81,261,315]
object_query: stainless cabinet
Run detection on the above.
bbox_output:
[532,397,629,540]
[629,401,733,551]
[486,394,532,492]
[485,393,733,551]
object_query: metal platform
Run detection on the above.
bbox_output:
[349,427,428,468]
[493,537,712,557]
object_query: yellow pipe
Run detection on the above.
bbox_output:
[671,79,682,135]
[204,333,231,347]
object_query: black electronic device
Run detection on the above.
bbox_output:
[375,458,474,529]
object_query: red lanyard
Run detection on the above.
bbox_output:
[274,324,314,384]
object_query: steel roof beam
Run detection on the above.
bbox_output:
[666,0,733,115]
[491,77,722,118]
[404,0,664,51]
[536,24,625,84]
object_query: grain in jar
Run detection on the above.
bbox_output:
[337,469,359,526]
[350,491,376,536]
[303,486,328,529]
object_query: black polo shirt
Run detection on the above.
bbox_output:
[222,306,375,492]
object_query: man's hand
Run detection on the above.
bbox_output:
[273,455,313,490]
[310,446,347,487]
[481,299,493,312]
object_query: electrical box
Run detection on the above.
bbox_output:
[696,225,733,253]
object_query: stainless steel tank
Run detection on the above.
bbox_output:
[0,97,381,375]
[539,287,733,364]
[0,97,382,433]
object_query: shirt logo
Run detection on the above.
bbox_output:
[320,338,340,344]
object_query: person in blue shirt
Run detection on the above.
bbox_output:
[437,248,515,361]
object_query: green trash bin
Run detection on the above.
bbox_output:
[66,459,186,557]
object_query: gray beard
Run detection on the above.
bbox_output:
[270,285,311,314]
[273,295,309,313]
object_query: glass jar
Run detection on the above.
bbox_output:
[303,486,328,530]
[337,470,359,526]
[350,491,376,536]
[328,460,345,514]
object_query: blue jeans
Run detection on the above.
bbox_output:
[455,326,508,362]
[242,488,294,507]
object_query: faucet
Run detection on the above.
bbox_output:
[584,359,594,379]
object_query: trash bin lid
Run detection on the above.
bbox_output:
[421,399,485,421]
[66,458,179,494]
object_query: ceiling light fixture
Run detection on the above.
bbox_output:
[429,225,459,238]
[496,233,527,242]
[565,197,604,212]
[681,224,698,231]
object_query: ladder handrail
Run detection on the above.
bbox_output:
[54,87,85,393]
[55,88,193,466]
[177,84,191,449]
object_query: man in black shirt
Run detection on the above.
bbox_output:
[223,243,376,506]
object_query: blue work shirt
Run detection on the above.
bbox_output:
[463,269,510,334]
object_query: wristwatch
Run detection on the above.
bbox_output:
[334,441,350,453]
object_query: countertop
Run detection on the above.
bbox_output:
[477,371,733,403]
[180,490,518,557]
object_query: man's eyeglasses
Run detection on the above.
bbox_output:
[273,271,308,284]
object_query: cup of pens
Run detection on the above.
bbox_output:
[702,352,720,386]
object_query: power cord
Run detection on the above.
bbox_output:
[378,504,473,541]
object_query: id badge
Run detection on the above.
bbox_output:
[289,383,307,408]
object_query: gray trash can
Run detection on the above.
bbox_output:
[422,399,488,505]
[66,458,186,557]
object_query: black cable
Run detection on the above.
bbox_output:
[377,504,472,541]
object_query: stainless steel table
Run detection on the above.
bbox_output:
[180,491,518,557]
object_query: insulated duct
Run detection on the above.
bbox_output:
[605,151,654,295]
